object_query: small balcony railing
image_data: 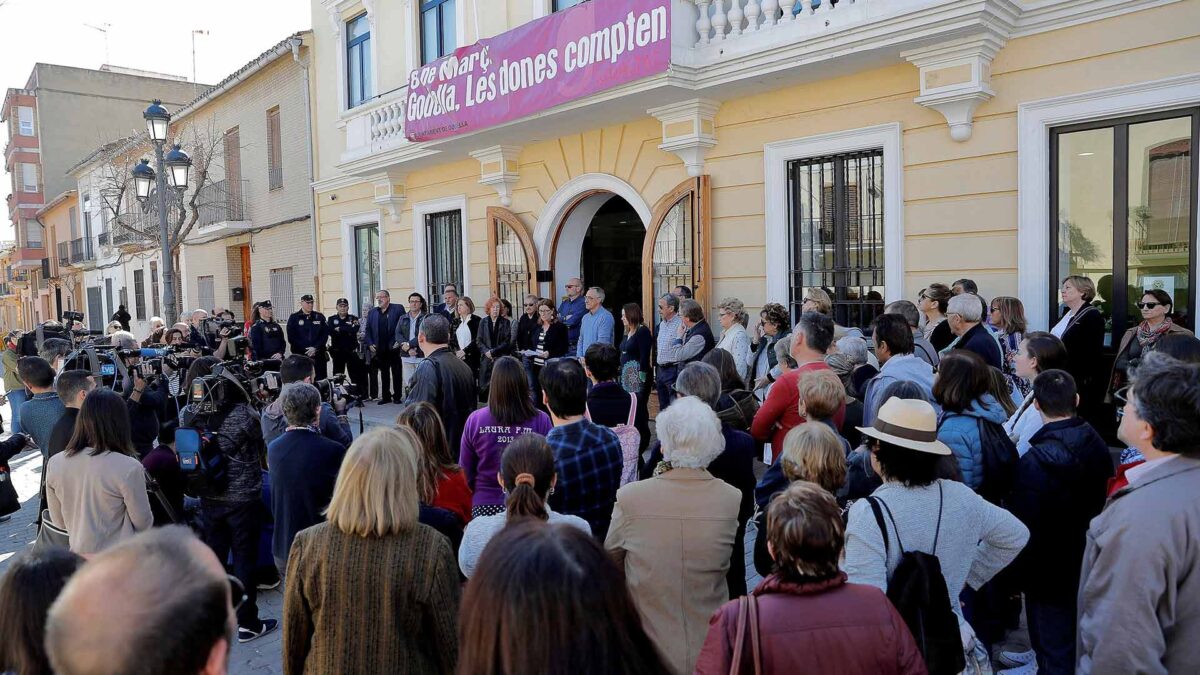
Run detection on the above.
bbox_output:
[196,179,249,227]
[69,237,94,263]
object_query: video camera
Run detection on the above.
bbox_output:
[315,373,362,407]
[61,310,84,325]
[203,316,243,339]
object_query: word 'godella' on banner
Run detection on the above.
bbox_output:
[405,6,668,123]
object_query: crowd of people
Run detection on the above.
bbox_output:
[0,273,1198,675]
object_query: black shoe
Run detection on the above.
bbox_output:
[238,619,279,643]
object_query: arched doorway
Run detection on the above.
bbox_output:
[581,196,644,325]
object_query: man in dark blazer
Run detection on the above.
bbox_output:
[363,290,404,404]
[431,283,459,321]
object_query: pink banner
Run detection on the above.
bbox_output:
[405,0,671,142]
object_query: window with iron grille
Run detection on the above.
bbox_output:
[197,276,215,314]
[267,107,283,190]
[270,267,295,315]
[425,210,463,305]
[134,269,146,321]
[150,261,160,318]
[787,149,885,328]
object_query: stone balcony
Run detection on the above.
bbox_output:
[335,0,1172,177]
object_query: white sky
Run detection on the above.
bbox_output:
[0,0,312,241]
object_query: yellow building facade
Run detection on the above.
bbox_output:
[309,0,1199,338]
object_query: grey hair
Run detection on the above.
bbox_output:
[948,293,982,323]
[834,336,868,365]
[655,396,725,470]
[660,293,680,312]
[588,287,606,302]
[39,338,73,363]
[885,300,921,329]
[191,309,208,319]
[774,334,795,366]
[718,297,749,326]
[109,331,139,350]
[280,382,321,427]
[675,362,722,408]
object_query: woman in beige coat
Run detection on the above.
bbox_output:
[605,396,740,675]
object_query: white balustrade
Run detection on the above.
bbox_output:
[712,0,729,41]
[694,0,860,46]
[369,100,405,144]
[343,91,409,161]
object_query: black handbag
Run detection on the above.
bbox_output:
[0,462,19,517]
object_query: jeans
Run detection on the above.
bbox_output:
[202,499,263,628]
[1027,599,1076,675]
[655,365,678,411]
[6,388,27,435]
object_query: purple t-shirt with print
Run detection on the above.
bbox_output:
[458,407,553,506]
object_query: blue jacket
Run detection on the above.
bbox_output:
[956,322,1003,369]
[363,304,403,348]
[558,295,587,349]
[286,310,329,354]
[249,320,286,359]
[937,394,1009,489]
[267,428,346,565]
[862,354,937,426]
[1007,417,1113,602]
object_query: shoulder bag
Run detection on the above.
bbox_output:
[33,510,70,553]
[728,594,762,675]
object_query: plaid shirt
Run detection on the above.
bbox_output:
[547,418,623,536]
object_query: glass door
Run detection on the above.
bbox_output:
[354,224,380,315]
[1051,108,1198,342]
[643,176,710,314]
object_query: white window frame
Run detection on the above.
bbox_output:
[412,195,470,299]
[763,123,904,305]
[17,106,34,136]
[1017,73,1200,330]
[325,0,381,120]
[339,209,387,311]
[20,163,38,192]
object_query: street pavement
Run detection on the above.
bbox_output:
[0,396,763,675]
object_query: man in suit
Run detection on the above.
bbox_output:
[431,283,459,321]
[363,290,404,404]
[286,295,330,380]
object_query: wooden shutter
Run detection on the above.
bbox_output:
[267,108,282,190]
[223,127,241,184]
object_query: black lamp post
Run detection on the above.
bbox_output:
[133,99,191,324]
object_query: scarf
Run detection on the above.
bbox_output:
[1137,318,1173,348]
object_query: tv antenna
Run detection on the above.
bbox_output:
[192,29,209,83]
[84,23,112,65]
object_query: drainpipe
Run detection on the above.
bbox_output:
[291,35,322,309]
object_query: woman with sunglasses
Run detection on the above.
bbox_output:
[1108,289,1193,401]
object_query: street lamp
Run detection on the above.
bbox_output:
[132,99,182,324]
[164,144,192,190]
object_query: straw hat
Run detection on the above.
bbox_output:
[857,397,951,455]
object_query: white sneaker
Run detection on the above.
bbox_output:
[996,649,1035,669]
[996,661,1037,675]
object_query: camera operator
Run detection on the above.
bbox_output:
[260,355,352,448]
[186,309,210,350]
[249,301,286,360]
[287,294,330,380]
[188,362,277,641]
[328,297,367,396]
[112,332,163,459]
[142,316,166,347]
[38,337,72,373]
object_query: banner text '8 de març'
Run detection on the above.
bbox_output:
[405,0,671,142]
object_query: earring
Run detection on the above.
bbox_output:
[548,487,555,496]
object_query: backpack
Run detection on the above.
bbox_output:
[976,417,1019,505]
[867,483,966,675]
[587,394,641,486]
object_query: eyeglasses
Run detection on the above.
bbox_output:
[523,303,535,307]
[228,574,247,611]
[1136,302,1163,309]
[990,306,1000,313]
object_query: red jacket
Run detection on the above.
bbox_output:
[432,470,473,524]
[750,362,845,459]
[695,573,927,675]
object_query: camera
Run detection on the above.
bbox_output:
[139,358,165,378]
[315,373,362,407]
[204,317,243,339]
[62,310,84,324]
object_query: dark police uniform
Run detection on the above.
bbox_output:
[250,319,286,360]
[328,312,366,395]
[287,309,330,379]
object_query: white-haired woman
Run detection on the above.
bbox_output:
[605,396,741,675]
[714,297,751,381]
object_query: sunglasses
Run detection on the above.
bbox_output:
[228,574,247,611]
[990,306,1001,312]
[1136,302,1164,309]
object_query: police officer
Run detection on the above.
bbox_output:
[286,294,330,380]
[328,297,367,395]
[249,300,286,360]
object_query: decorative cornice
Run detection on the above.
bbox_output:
[903,32,1006,141]
[648,98,721,177]
[469,146,522,207]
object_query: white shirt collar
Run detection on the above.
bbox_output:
[1124,453,1180,486]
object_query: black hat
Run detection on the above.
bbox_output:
[259,300,273,308]
[300,294,314,302]
[336,297,349,306]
